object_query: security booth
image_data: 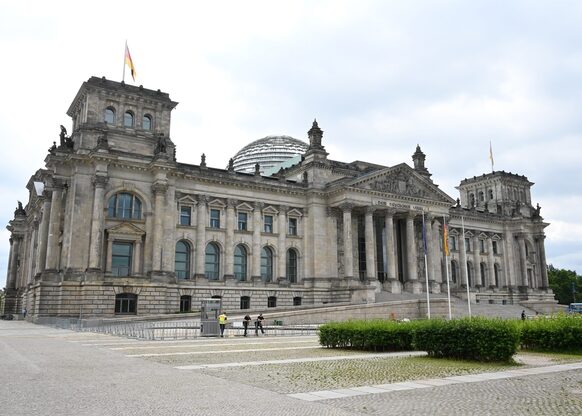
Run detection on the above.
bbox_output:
[200,298,222,336]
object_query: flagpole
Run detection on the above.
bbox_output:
[462,216,472,318]
[422,212,431,319]
[489,141,494,173]
[122,40,127,82]
[443,216,452,320]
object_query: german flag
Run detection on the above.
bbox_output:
[443,221,449,256]
[125,43,136,81]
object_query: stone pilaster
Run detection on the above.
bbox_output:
[487,236,496,288]
[88,175,108,270]
[473,235,481,287]
[538,236,549,289]
[251,202,263,280]
[224,199,236,279]
[36,192,51,273]
[151,181,168,272]
[517,234,528,288]
[195,196,207,278]
[431,219,442,284]
[341,204,354,279]
[405,212,421,293]
[277,205,288,281]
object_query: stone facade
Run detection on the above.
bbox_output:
[3,76,553,318]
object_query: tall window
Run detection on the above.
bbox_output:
[115,293,137,314]
[492,240,498,255]
[288,218,297,235]
[124,111,134,127]
[488,189,494,200]
[467,262,473,286]
[286,249,298,283]
[480,263,486,286]
[264,215,273,233]
[112,242,132,276]
[175,241,190,279]
[450,236,457,251]
[494,264,501,287]
[234,245,247,281]
[205,243,220,280]
[105,107,115,124]
[451,260,458,283]
[480,239,486,253]
[210,209,220,228]
[143,114,152,130]
[238,212,248,231]
[108,193,142,220]
[180,206,191,226]
[180,295,192,312]
[478,191,484,202]
[261,247,273,282]
[464,238,471,252]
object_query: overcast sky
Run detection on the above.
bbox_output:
[1,0,581,288]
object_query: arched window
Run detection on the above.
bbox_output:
[180,295,192,312]
[480,262,486,286]
[108,193,142,219]
[478,191,484,202]
[469,193,475,207]
[143,114,152,130]
[494,264,501,287]
[124,111,134,127]
[115,293,137,314]
[234,244,247,281]
[105,107,116,124]
[175,240,191,279]
[451,260,458,283]
[261,246,273,282]
[205,243,220,280]
[286,249,298,283]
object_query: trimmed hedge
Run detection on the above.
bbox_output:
[519,314,582,351]
[319,318,519,362]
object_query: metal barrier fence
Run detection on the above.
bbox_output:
[38,317,319,341]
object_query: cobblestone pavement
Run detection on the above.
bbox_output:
[2,320,582,415]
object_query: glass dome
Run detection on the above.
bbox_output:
[231,135,308,174]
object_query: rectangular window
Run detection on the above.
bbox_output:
[450,236,457,251]
[268,296,277,308]
[240,296,250,310]
[465,238,471,252]
[210,209,220,228]
[264,215,273,233]
[180,206,191,226]
[480,239,486,253]
[115,294,137,314]
[112,242,132,276]
[288,218,297,235]
[293,296,302,306]
[492,240,498,255]
[238,212,248,231]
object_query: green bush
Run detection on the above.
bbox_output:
[319,318,519,362]
[519,314,582,351]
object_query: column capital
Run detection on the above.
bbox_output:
[339,202,354,212]
[152,181,168,196]
[93,174,109,188]
[406,211,417,220]
[197,194,209,205]
[365,206,376,215]
[254,201,264,211]
[226,198,238,208]
[278,205,289,213]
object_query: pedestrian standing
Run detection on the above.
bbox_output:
[243,314,251,337]
[22,307,27,319]
[218,311,228,337]
[255,313,265,336]
[521,310,526,321]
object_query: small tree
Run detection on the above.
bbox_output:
[548,265,582,304]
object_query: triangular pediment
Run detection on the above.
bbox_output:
[236,202,254,211]
[349,164,455,204]
[177,195,197,205]
[107,222,145,236]
[288,208,303,217]
[263,205,279,215]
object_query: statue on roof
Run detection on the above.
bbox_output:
[155,133,168,154]
[15,201,26,216]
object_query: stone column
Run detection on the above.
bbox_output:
[341,204,354,279]
[431,220,442,284]
[405,213,418,283]
[45,180,65,270]
[487,236,496,288]
[384,211,397,281]
[459,231,468,288]
[425,214,435,285]
[538,236,549,289]
[518,234,528,288]
[278,205,288,281]
[251,202,263,280]
[36,193,51,273]
[88,175,108,270]
[364,207,376,280]
[473,235,481,287]
[151,182,168,272]
[503,231,516,288]
[105,238,113,273]
[224,199,236,279]
[6,236,22,289]
[195,196,207,278]
[133,239,142,275]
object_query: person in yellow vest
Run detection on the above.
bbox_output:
[218,312,228,337]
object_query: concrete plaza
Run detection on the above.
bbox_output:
[1,320,582,415]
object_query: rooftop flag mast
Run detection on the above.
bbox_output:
[123,41,137,82]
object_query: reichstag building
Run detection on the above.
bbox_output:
[3,76,553,318]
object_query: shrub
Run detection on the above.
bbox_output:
[519,314,582,351]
